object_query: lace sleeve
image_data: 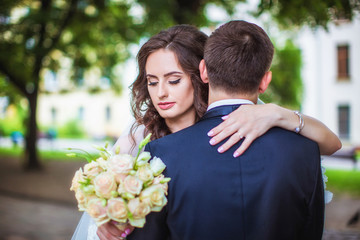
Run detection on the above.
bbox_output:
[321,163,333,204]
[111,122,146,156]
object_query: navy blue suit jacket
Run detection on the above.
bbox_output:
[128,105,324,240]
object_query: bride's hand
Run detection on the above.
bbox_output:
[97,221,134,240]
[208,104,279,157]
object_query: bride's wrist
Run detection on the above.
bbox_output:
[274,105,298,130]
[267,103,283,128]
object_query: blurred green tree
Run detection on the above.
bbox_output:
[261,39,303,108]
[0,0,358,170]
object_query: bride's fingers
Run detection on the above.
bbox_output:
[97,222,125,240]
[209,117,242,145]
[207,116,232,137]
[217,131,244,153]
[97,227,119,240]
[125,226,135,236]
[209,123,239,146]
[233,135,255,157]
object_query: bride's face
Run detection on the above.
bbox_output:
[146,48,195,128]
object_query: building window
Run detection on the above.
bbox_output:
[338,105,350,139]
[337,45,350,80]
[105,105,111,122]
[78,106,84,121]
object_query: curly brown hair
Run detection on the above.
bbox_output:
[130,25,209,143]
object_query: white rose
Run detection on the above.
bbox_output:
[150,157,166,176]
[136,152,151,167]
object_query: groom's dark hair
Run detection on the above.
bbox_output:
[204,20,274,94]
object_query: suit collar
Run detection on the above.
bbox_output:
[201,104,242,120]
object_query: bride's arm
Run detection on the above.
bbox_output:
[208,103,342,157]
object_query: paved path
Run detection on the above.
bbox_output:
[0,195,81,240]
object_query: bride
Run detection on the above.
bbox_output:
[73,24,341,240]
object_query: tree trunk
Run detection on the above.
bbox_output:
[24,90,42,170]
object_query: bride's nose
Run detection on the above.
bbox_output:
[157,82,168,99]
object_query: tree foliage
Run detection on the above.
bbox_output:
[257,0,360,29]
[261,40,302,109]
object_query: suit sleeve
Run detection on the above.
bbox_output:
[127,142,169,240]
[301,153,325,240]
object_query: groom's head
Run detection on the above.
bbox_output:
[200,20,274,100]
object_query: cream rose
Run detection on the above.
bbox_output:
[107,198,128,223]
[108,154,135,183]
[123,175,143,196]
[94,172,117,199]
[108,154,135,174]
[84,161,104,178]
[140,185,167,212]
[75,189,87,211]
[127,198,151,227]
[136,165,154,183]
[87,198,109,226]
[152,174,169,195]
[70,168,84,192]
[150,157,166,176]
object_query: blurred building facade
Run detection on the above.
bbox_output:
[37,58,136,140]
[38,90,132,139]
[298,15,360,146]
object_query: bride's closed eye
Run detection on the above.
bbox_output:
[148,81,158,86]
[169,79,180,85]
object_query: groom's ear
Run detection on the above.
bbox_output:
[258,71,272,94]
[199,59,209,83]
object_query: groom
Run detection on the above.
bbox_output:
[109,20,324,239]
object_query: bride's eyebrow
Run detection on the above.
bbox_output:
[146,74,158,79]
[164,71,183,77]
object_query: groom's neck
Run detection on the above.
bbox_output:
[208,86,258,105]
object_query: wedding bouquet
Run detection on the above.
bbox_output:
[69,134,170,229]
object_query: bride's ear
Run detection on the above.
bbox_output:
[258,71,272,94]
[199,59,209,83]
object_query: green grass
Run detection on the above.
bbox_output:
[0,147,90,161]
[324,168,360,197]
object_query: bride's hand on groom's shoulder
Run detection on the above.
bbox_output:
[208,104,278,157]
[97,221,134,240]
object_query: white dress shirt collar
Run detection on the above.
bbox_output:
[207,99,254,111]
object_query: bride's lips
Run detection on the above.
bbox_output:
[158,102,175,110]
